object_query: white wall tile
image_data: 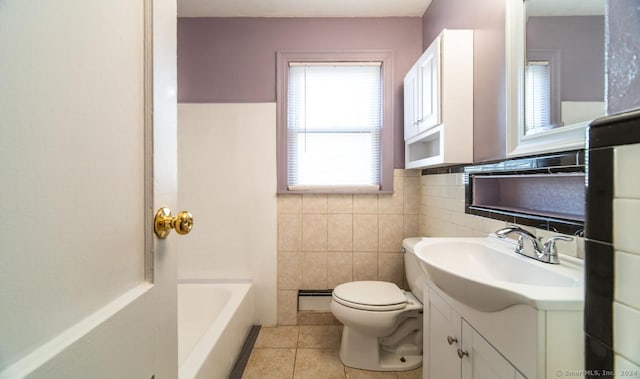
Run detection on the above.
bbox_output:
[178,103,277,325]
[614,302,640,365]
[615,250,640,310]
[614,198,640,255]
[536,229,579,258]
[615,143,640,199]
[482,218,507,235]
[615,353,640,374]
[416,173,582,261]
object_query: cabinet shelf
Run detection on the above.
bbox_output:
[468,172,585,231]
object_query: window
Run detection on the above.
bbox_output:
[277,51,393,193]
[525,61,551,133]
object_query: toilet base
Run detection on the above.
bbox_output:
[338,326,422,372]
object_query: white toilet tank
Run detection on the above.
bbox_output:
[403,238,428,302]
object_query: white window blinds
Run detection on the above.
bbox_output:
[287,63,382,190]
[525,61,551,134]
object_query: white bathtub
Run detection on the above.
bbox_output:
[178,282,254,379]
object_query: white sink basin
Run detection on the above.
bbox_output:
[412,235,584,312]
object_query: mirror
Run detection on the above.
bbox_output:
[506,0,606,156]
[524,0,606,136]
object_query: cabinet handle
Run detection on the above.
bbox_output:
[457,348,469,359]
[447,336,458,345]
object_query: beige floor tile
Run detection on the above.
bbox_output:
[345,367,398,379]
[297,325,341,348]
[254,326,299,348]
[297,311,341,326]
[294,348,346,379]
[243,348,296,379]
[395,366,423,379]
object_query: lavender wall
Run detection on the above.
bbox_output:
[177,17,423,169]
[527,16,604,102]
[421,0,506,163]
[607,0,640,114]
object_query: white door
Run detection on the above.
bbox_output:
[0,1,178,378]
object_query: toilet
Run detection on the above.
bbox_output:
[330,238,427,371]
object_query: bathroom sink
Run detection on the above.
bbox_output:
[412,235,584,312]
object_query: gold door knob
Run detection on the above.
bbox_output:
[154,207,193,239]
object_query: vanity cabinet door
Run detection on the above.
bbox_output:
[404,66,419,141]
[461,320,517,379]
[426,287,461,379]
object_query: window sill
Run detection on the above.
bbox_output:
[278,185,390,195]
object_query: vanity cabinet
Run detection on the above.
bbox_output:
[426,287,461,378]
[423,281,582,379]
[461,321,524,379]
[425,287,518,379]
[404,29,473,169]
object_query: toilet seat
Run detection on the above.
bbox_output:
[333,281,407,311]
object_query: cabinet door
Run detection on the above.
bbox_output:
[404,67,419,141]
[427,288,461,379]
[418,36,441,133]
[461,320,517,379]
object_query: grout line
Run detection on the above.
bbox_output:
[291,327,301,379]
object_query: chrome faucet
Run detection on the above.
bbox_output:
[495,225,573,264]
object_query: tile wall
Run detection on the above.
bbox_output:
[586,110,640,376]
[613,143,640,372]
[276,169,421,325]
[276,169,585,326]
[419,172,585,258]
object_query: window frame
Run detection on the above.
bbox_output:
[276,50,394,194]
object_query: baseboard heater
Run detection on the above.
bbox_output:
[298,290,333,312]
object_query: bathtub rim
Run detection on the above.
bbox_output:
[177,279,253,379]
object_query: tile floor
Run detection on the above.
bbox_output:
[242,325,422,379]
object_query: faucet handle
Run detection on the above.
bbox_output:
[543,235,574,262]
[544,235,574,245]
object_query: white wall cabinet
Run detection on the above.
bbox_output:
[404,29,473,169]
[404,63,419,140]
[423,281,583,379]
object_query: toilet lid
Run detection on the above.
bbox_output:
[333,281,407,311]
